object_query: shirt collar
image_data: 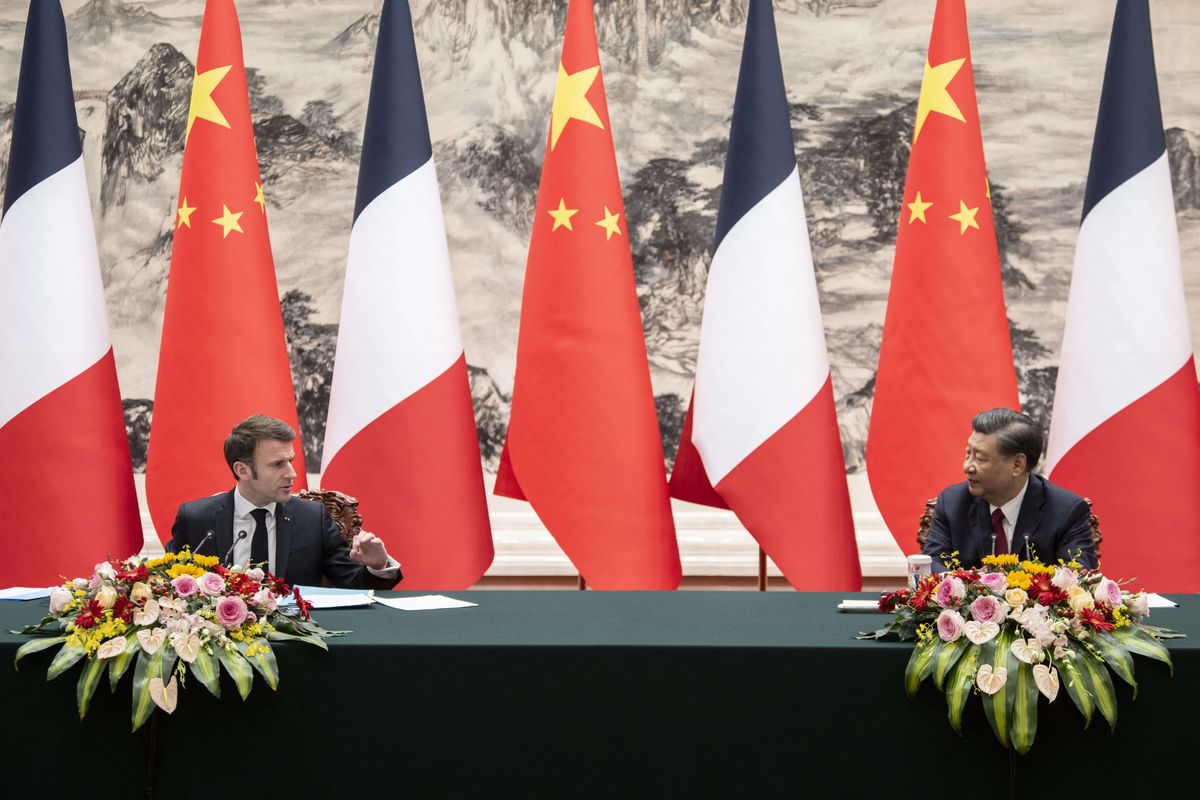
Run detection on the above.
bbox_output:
[233,485,277,519]
[989,476,1029,524]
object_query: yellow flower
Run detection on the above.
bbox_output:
[1021,560,1051,575]
[193,553,219,568]
[167,563,205,579]
[1005,588,1029,607]
[1006,571,1033,590]
[983,554,1020,567]
[145,553,178,569]
[1111,606,1131,628]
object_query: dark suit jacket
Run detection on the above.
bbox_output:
[922,474,1097,571]
[166,490,401,590]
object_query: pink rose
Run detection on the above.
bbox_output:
[251,588,277,614]
[935,577,965,607]
[980,572,1008,595]
[170,575,199,598]
[197,572,226,596]
[215,595,248,629]
[1092,578,1122,607]
[937,609,965,642]
[969,594,1007,624]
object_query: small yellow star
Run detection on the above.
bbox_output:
[176,197,197,229]
[550,63,604,151]
[548,198,579,231]
[906,191,933,224]
[254,182,266,214]
[595,206,622,241]
[186,65,233,142]
[914,57,966,143]
[212,204,244,238]
[948,200,980,234]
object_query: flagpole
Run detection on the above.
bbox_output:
[757,547,767,591]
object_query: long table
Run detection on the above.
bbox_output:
[3,592,1198,797]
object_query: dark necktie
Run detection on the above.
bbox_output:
[250,508,270,569]
[991,508,1008,555]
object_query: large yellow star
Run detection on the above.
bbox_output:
[595,206,622,241]
[176,196,197,229]
[186,65,233,142]
[212,204,244,238]
[550,63,604,151]
[948,200,980,234]
[913,57,966,143]
[906,191,933,224]
[254,182,266,214]
[548,198,578,231]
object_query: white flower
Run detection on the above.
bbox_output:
[71,578,89,591]
[170,632,201,663]
[136,628,166,655]
[133,599,161,627]
[96,637,127,660]
[246,567,265,582]
[129,582,152,604]
[976,664,1008,695]
[1010,638,1044,665]
[1051,567,1078,591]
[1068,586,1094,613]
[48,586,74,616]
[1127,593,1150,620]
[1032,664,1060,702]
[95,585,119,609]
[93,562,116,581]
[963,620,1001,645]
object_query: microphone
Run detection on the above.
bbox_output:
[223,530,248,566]
[990,533,997,557]
[1023,534,1032,562]
[194,530,214,555]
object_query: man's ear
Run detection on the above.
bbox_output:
[1011,453,1027,475]
[233,461,249,480]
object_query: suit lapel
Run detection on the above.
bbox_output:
[214,491,235,565]
[970,497,990,561]
[274,500,292,580]
[1013,475,1045,560]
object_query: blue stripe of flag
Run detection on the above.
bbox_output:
[353,0,434,223]
[1081,0,1165,221]
[3,0,82,215]
[712,0,796,252]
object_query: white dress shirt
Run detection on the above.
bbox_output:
[988,477,1029,555]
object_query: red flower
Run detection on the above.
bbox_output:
[879,589,910,613]
[74,599,105,629]
[911,577,937,611]
[266,575,291,597]
[226,573,261,597]
[111,595,134,623]
[1079,608,1114,632]
[293,588,313,621]
[115,564,148,584]
[950,569,980,583]
[1028,574,1068,606]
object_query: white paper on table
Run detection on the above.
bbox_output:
[0,587,51,601]
[837,599,883,612]
[1145,593,1179,608]
[373,594,478,611]
[278,586,375,609]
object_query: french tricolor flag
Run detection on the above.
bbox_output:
[321,0,492,589]
[0,0,141,585]
[669,0,861,591]
[1046,0,1200,591]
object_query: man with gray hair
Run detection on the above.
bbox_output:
[921,408,1097,571]
[167,415,402,589]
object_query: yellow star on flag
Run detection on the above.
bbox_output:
[548,198,579,231]
[595,206,622,241]
[254,182,266,214]
[949,200,980,234]
[913,57,966,143]
[550,63,604,151]
[212,204,244,238]
[906,191,933,224]
[186,65,233,142]
[176,197,197,229]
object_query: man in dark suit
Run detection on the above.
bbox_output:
[167,415,401,590]
[922,408,1097,571]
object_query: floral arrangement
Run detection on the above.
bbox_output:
[12,548,343,730]
[860,554,1182,753]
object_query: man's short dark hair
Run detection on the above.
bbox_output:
[224,415,296,478]
[972,408,1042,472]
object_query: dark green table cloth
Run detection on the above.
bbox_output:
[2,591,1197,798]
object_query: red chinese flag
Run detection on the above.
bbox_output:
[866,0,1019,554]
[494,0,680,589]
[145,0,305,540]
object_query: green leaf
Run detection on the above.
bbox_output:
[944,644,978,736]
[130,649,163,732]
[13,635,67,669]
[46,644,86,681]
[237,639,279,690]
[1074,645,1118,731]
[1010,662,1040,755]
[904,639,940,698]
[1112,626,1173,675]
[216,644,254,700]
[266,628,329,651]
[1060,652,1094,727]
[108,633,139,692]
[980,625,1017,749]
[933,636,969,690]
[76,656,108,720]
[188,648,222,698]
[1092,631,1137,696]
